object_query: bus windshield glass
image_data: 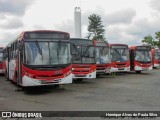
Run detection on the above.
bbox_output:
[111,46,129,62]
[155,50,160,60]
[24,41,71,65]
[135,50,152,62]
[71,45,95,64]
[0,48,3,62]
[96,47,110,64]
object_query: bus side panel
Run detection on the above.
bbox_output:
[9,59,17,81]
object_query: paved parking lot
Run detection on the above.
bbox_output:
[0,69,160,119]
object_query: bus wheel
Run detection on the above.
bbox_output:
[96,74,100,77]
[54,85,60,88]
[136,71,141,74]
[77,78,83,81]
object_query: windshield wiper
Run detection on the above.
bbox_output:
[35,40,42,55]
[82,46,92,57]
[84,46,90,54]
[72,45,81,54]
[57,49,59,64]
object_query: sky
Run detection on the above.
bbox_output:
[0,0,160,46]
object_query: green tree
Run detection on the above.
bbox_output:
[142,35,157,47]
[87,14,106,41]
[155,31,160,47]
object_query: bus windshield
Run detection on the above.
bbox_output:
[155,51,160,60]
[96,47,110,64]
[135,50,152,62]
[24,41,71,65]
[71,45,95,64]
[111,47,129,62]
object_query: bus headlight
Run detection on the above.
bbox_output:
[24,71,28,75]
[29,74,32,78]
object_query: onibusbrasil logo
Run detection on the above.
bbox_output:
[2,112,42,119]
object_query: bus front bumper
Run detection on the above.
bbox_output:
[110,67,130,72]
[22,73,73,87]
[72,71,96,79]
[135,66,152,71]
[96,68,111,74]
[154,63,160,68]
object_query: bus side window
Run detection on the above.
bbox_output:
[13,43,16,59]
[10,46,12,60]
[14,41,18,58]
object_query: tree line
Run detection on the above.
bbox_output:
[142,32,160,48]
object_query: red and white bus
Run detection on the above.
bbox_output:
[3,30,72,87]
[110,44,130,72]
[151,48,160,68]
[130,45,152,73]
[94,40,111,75]
[0,46,4,74]
[70,38,96,81]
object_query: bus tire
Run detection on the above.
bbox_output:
[96,74,100,77]
[136,71,141,74]
[77,78,83,81]
[54,84,60,88]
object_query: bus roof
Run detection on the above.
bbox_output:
[70,38,91,41]
[109,43,128,47]
[152,48,160,53]
[70,38,93,45]
[4,30,70,48]
[93,40,109,47]
[130,45,151,50]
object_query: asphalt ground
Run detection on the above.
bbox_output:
[0,69,160,120]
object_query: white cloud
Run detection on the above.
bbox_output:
[0,0,35,16]
[150,0,160,12]
[54,20,74,37]
[0,0,160,46]
[104,9,136,25]
[0,14,5,19]
[0,17,23,29]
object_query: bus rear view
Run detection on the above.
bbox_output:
[130,45,152,73]
[94,40,111,75]
[70,38,96,81]
[110,44,130,72]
